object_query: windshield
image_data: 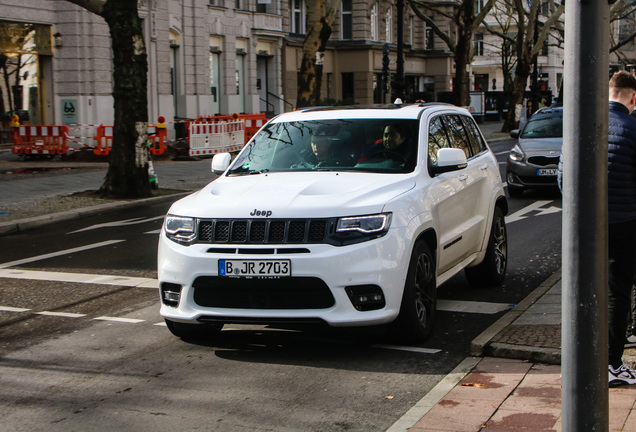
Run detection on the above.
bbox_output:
[227,119,419,175]
[520,115,563,138]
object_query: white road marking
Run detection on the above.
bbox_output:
[437,299,513,314]
[505,200,561,224]
[0,240,125,269]
[0,269,158,289]
[68,215,165,234]
[35,311,87,318]
[94,316,145,324]
[0,305,30,312]
[371,345,441,354]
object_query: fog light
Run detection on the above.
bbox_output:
[345,285,386,311]
[161,282,182,307]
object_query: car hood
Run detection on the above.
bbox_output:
[518,137,563,154]
[168,172,416,219]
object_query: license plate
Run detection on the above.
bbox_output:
[218,259,291,278]
[537,168,557,176]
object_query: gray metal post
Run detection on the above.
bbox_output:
[561,0,610,430]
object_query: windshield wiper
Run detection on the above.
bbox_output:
[228,168,270,176]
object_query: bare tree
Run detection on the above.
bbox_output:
[482,0,563,132]
[296,0,341,108]
[409,0,496,107]
[65,0,151,198]
[610,0,636,63]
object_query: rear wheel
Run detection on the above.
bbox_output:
[465,207,507,288]
[391,241,436,343]
[164,319,223,340]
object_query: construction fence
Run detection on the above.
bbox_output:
[9,113,268,157]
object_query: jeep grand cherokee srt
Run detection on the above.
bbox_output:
[158,102,508,342]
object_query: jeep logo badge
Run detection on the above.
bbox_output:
[250,209,273,217]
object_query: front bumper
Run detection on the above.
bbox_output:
[506,159,559,189]
[157,228,410,327]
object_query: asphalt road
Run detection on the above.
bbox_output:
[0,137,563,431]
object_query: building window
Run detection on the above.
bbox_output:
[473,33,484,56]
[342,0,353,39]
[290,0,306,34]
[385,9,393,43]
[342,72,354,102]
[210,52,220,102]
[409,16,414,46]
[619,19,635,50]
[209,0,219,6]
[371,3,379,41]
[475,0,484,14]
[425,28,434,50]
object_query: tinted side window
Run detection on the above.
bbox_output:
[444,114,472,159]
[428,116,450,165]
[461,115,488,155]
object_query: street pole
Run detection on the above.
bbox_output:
[561,0,609,430]
[395,0,405,101]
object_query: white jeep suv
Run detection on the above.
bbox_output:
[158,102,508,342]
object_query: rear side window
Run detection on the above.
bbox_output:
[461,115,488,156]
[444,115,472,159]
[428,116,450,165]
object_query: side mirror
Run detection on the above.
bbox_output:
[430,148,468,175]
[509,129,520,139]
[211,153,232,174]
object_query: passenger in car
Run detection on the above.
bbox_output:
[357,124,413,165]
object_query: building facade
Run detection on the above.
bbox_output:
[0,0,460,143]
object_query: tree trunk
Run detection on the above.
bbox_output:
[99,0,150,198]
[454,36,472,107]
[296,0,338,108]
[502,60,531,132]
[453,0,475,107]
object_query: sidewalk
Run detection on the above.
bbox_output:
[4,123,636,431]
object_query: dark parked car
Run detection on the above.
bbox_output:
[506,107,563,197]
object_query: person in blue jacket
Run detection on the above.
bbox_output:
[605,71,636,386]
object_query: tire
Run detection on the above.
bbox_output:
[391,241,437,343]
[164,319,223,340]
[507,186,524,198]
[465,207,507,288]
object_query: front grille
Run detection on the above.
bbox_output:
[192,276,335,309]
[527,155,559,166]
[197,219,329,244]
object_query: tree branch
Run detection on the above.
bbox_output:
[409,1,456,52]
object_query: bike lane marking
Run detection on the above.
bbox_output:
[0,240,125,269]
[0,268,157,288]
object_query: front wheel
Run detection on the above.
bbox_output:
[164,319,223,341]
[465,207,507,288]
[390,241,437,343]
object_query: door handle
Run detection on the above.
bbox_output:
[480,164,488,170]
[459,174,468,181]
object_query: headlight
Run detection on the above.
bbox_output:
[164,215,196,244]
[336,214,392,233]
[328,213,392,245]
[509,145,525,162]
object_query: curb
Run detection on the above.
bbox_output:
[470,269,562,364]
[0,192,189,236]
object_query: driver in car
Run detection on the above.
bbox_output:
[357,124,412,165]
